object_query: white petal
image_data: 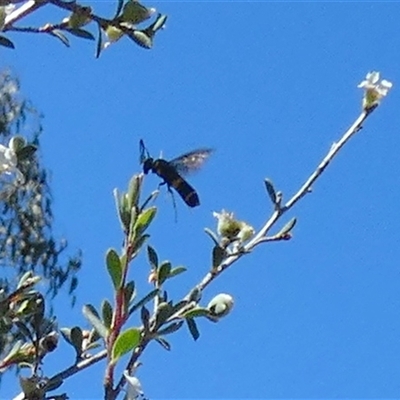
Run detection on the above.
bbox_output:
[380,79,393,89]
[367,71,380,84]
[123,371,143,400]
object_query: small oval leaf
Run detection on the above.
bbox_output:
[128,30,152,49]
[111,328,141,363]
[168,266,187,279]
[182,307,210,319]
[264,178,277,204]
[147,245,158,270]
[129,289,159,316]
[0,35,14,49]
[140,305,150,331]
[157,261,171,286]
[51,30,70,47]
[186,318,200,341]
[277,217,297,238]
[124,280,136,307]
[106,249,122,290]
[70,326,83,356]
[155,336,171,351]
[154,302,172,328]
[134,207,156,236]
[82,304,108,339]
[212,245,226,269]
[102,299,113,329]
[157,321,184,336]
[67,28,95,40]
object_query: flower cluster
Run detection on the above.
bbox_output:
[358,71,393,111]
[0,139,23,184]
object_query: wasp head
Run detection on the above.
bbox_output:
[143,158,154,174]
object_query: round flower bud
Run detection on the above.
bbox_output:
[207,293,234,319]
[9,136,26,153]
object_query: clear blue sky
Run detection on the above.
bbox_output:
[2,2,400,399]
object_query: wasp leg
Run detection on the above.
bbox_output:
[166,185,178,222]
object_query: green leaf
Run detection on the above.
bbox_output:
[154,302,172,328]
[149,13,167,33]
[67,28,95,40]
[140,190,159,212]
[182,307,210,319]
[111,328,141,363]
[119,0,153,24]
[43,376,63,392]
[113,189,131,233]
[264,178,277,204]
[60,328,72,345]
[129,289,158,316]
[95,22,103,58]
[168,266,187,279]
[212,245,226,269]
[140,306,150,331]
[66,6,91,28]
[147,245,158,270]
[131,233,149,254]
[133,207,156,236]
[113,0,124,19]
[82,304,108,339]
[155,336,171,351]
[186,287,202,303]
[124,280,136,307]
[157,321,184,336]
[169,300,188,317]
[0,35,14,49]
[157,261,171,286]
[204,227,220,247]
[127,30,152,49]
[70,326,83,357]
[16,145,37,161]
[2,340,22,363]
[106,249,122,290]
[277,217,297,237]
[127,174,142,210]
[186,318,200,341]
[50,30,70,47]
[102,299,113,329]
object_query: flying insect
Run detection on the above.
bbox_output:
[139,140,213,207]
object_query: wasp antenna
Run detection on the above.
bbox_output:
[139,139,150,163]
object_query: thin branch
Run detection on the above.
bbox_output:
[283,109,369,211]
[190,106,376,294]
[12,349,107,400]
[4,0,48,28]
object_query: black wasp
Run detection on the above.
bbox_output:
[139,140,213,207]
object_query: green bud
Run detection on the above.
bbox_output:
[67,7,91,29]
[104,25,124,47]
[9,136,26,153]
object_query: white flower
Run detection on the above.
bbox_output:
[0,143,23,183]
[123,370,144,400]
[213,210,254,243]
[358,71,393,110]
[213,210,241,239]
[207,293,234,319]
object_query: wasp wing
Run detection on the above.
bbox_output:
[169,148,213,175]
